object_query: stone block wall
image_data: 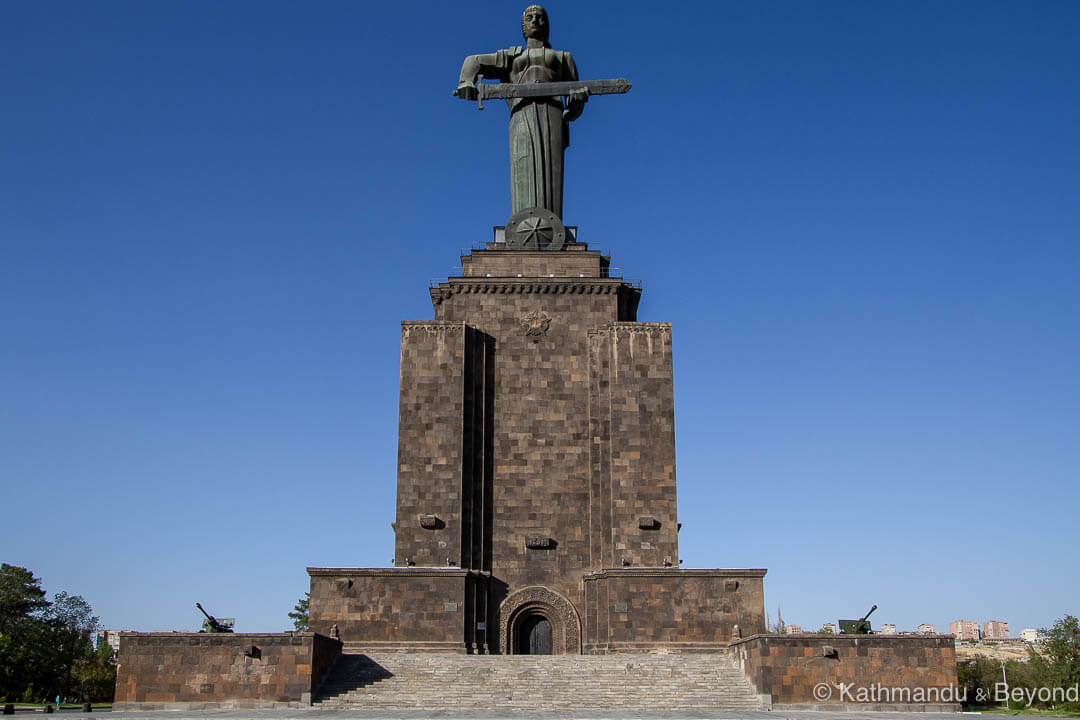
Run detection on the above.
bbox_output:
[588,323,679,569]
[427,271,642,613]
[459,243,607,278]
[395,322,495,571]
[113,632,340,709]
[395,322,466,568]
[582,568,767,653]
[307,568,489,652]
[731,634,961,710]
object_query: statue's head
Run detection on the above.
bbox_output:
[521,5,550,44]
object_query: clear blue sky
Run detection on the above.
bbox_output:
[3,1,1077,637]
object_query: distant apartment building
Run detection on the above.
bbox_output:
[983,621,1010,639]
[918,623,936,634]
[821,622,837,634]
[784,624,804,634]
[880,624,897,635]
[96,629,122,656]
[950,620,980,641]
[1020,628,1039,643]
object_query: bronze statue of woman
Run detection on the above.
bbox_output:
[456,5,588,220]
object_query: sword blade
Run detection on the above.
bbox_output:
[479,78,631,101]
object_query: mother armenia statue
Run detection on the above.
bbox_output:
[455,6,629,223]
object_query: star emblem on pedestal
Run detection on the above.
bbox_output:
[505,207,566,251]
[517,216,555,248]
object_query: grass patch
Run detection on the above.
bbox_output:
[967,707,1080,718]
[5,703,113,710]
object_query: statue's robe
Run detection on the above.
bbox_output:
[459,46,580,219]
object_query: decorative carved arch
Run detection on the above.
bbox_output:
[499,585,581,655]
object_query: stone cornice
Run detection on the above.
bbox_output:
[462,244,599,259]
[583,568,768,580]
[400,321,465,337]
[400,321,464,327]
[430,278,638,305]
[306,567,486,578]
[588,322,672,337]
[610,321,671,329]
[731,633,956,646]
[118,631,318,638]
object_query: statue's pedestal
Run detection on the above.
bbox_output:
[308,234,767,655]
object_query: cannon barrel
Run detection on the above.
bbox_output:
[838,604,879,634]
[195,602,234,633]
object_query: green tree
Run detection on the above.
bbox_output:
[74,642,115,703]
[0,564,51,701]
[288,592,310,632]
[1028,615,1080,711]
[49,593,98,635]
[0,566,106,703]
[47,593,99,701]
[0,564,48,633]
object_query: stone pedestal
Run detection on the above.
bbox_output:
[308,235,767,653]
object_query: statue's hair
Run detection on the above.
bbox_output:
[521,5,550,43]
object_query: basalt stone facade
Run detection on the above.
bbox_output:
[731,634,961,710]
[308,238,768,653]
[307,568,491,653]
[113,632,341,709]
[583,569,767,653]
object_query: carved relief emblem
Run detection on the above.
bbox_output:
[505,207,566,251]
[520,310,552,341]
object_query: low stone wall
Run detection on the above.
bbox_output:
[731,633,961,711]
[308,568,489,652]
[581,568,767,653]
[113,632,341,710]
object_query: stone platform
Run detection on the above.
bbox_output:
[732,634,961,711]
[110,631,961,712]
[113,632,342,710]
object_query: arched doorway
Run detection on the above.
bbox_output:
[498,585,581,655]
[515,612,553,655]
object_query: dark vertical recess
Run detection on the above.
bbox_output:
[461,326,496,571]
[461,326,477,568]
[482,334,496,573]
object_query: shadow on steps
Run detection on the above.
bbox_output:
[317,654,394,700]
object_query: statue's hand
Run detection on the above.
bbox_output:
[563,87,589,121]
[454,83,478,101]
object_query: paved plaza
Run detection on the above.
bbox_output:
[53,710,1014,720]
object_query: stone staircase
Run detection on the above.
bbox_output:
[314,652,765,711]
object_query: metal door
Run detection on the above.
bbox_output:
[517,614,553,654]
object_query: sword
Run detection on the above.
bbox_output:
[454,76,631,110]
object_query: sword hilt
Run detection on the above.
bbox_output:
[451,76,486,110]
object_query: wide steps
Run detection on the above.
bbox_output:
[314,652,763,710]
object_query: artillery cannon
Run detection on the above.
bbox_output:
[195,602,235,633]
[838,604,877,634]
